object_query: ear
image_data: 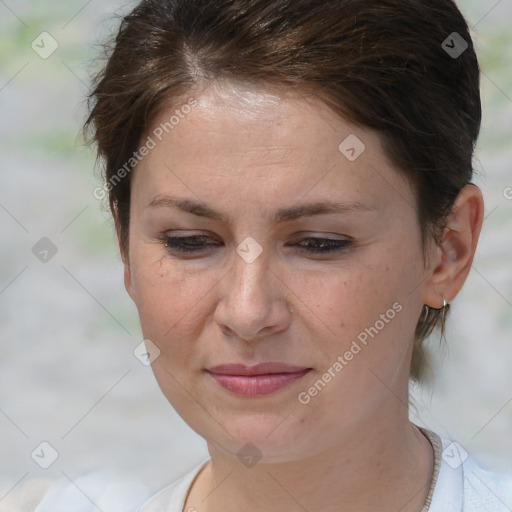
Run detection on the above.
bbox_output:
[422,184,484,308]
[113,213,135,302]
[123,255,135,303]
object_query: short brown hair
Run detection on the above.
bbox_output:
[84,0,481,384]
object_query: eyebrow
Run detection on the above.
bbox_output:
[146,194,375,224]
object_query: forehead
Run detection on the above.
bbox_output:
[146,80,376,164]
[133,81,413,218]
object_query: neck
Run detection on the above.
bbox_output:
[184,403,434,512]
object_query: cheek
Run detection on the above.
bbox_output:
[129,250,214,345]
[303,261,394,330]
[302,255,416,367]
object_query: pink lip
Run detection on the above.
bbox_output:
[208,362,309,375]
[206,363,312,396]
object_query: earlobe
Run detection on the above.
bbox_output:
[422,184,484,307]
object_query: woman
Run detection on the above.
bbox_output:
[39,0,511,510]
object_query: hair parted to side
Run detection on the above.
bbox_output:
[83,0,481,385]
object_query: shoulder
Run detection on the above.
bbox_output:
[33,471,150,512]
[30,460,209,512]
[429,431,512,512]
[461,452,512,511]
[136,458,210,512]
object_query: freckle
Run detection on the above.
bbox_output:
[156,258,166,278]
[340,322,345,328]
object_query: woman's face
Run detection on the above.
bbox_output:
[124,81,435,462]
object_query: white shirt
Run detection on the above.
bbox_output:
[136,428,512,512]
[33,428,512,512]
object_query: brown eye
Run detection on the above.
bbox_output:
[164,235,220,253]
[292,238,353,254]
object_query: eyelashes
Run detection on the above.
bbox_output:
[164,235,216,253]
[162,235,354,255]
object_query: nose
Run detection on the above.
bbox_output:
[213,243,292,343]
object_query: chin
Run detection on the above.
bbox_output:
[200,413,319,464]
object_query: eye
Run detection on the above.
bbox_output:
[163,234,220,253]
[291,237,353,254]
[162,234,353,255]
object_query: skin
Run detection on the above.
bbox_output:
[120,80,484,512]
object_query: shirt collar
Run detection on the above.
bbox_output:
[419,428,464,512]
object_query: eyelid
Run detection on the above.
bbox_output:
[289,231,351,240]
[160,232,354,256]
[163,230,220,242]
[163,230,351,243]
